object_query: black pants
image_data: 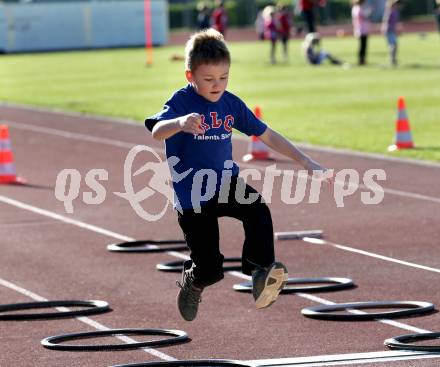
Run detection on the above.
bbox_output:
[177,176,275,288]
[359,35,368,65]
[301,10,316,33]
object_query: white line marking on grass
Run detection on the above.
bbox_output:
[5,120,440,206]
[0,277,176,361]
[302,237,440,274]
[0,197,435,364]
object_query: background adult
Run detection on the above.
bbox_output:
[352,0,371,65]
[211,0,228,36]
[196,2,211,30]
[277,4,293,61]
[299,0,317,33]
[435,0,440,34]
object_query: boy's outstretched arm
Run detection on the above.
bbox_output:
[258,127,333,183]
[151,113,205,140]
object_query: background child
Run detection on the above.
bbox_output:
[299,0,317,33]
[210,0,228,36]
[263,5,279,64]
[302,32,344,65]
[351,0,371,65]
[255,9,265,40]
[382,0,402,67]
[196,2,211,31]
[145,28,332,322]
[277,4,293,62]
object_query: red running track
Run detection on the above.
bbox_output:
[0,104,440,367]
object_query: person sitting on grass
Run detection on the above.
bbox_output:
[145,28,333,322]
[302,32,344,65]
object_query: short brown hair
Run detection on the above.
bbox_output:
[185,28,231,72]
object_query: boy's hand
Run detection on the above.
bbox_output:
[305,160,334,185]
[179,113,205,135]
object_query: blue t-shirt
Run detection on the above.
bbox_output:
[145,84,267,210]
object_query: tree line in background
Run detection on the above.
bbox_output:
[170,0,437,29]
[0,0,436,29]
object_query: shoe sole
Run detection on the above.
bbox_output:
[255,262,288,309]
[177,298,197,321]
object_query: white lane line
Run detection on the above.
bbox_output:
[0,196,435,365]
[231,279,431,334]
[0,196,191,262]
[297,293,431,334]
[0,195,134,243]
[0,198,187,361]
[0,277,176,361]
[5,120,440,206]
[0,278,47,302]
[382,187,440,205]
[0,103,141,127]
[302,237,440,274]
[248,350,440,366]
[293,142,440,169]
[3,105,440,169]
[4,120,145,151]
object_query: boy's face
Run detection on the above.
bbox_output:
[186,62,230,103]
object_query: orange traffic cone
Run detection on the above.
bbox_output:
[388,97,414,152]
[0,125,25,185]
[242,106,272,162]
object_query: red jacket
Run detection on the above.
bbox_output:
[277,12,291,37]
[211,8,228,33]
[300,0,315,11]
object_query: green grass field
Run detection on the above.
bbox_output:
[1,32,439,161]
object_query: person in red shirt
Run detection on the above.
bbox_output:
[277,5,293,61]
[299,0,316,33]
[211,0,228,36]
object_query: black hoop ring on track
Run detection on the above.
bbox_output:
[156,257,242,273]
[110,359,254,367]
[384,332,440,351]
[41,328,189,351]
[0,300,110,320]
[233,277,355,293]
[301,301,435,321]
[107,240,187,253]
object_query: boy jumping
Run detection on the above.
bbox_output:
[145,29,332,321]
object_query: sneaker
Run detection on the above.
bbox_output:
[176,260,203,321]
[252,262,288,309]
